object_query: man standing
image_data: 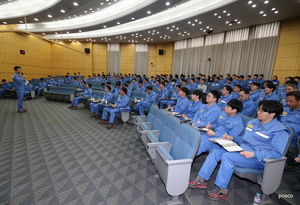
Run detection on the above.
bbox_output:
[12,66,26,113]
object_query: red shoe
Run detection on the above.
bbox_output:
[95,115,100,119]
[99,120,108,124]
[107,124,114,129]
[206,186,229,201]
[188,177,207,189]
[23,109,27,111]
[18,109,26,113]
[91,114,96,117]
[68,105,73,108]
[71,106,77,110]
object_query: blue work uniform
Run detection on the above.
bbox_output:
[230,92,239,99]
[71,88,93,106]
[49,80,57,87]
[272,80,280,86]
[249,90,260,102]
[102,95,129,123]
[0,82,12,98]
[35,82,46,96]
[24,84,33,97]
[198,118,288,190]
[257,79,265,88]
[173,96,190,114]
[157,88,170,106]
[187,83,197,90]
[240,98,256,116]
[12,73,25,110]
[113,87,121,95]
[159,91,179,108]
[57,79,64,86]
[217,95,233,110]
[196,112,244,156]
[280,107,300,146]
[184,100,203,119]
[257,92,280,103]
[133,91,157,116]
[90,92,113,116]
[192,103,221,128]
[136,86,145,92]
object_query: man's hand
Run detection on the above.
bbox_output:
[112,104,117,108]
[206,124,212,129]
[222,134,233,141]
[240,151,254,159]
[207,129,215,136]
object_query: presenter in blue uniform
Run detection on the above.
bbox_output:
[99,87,130,129]
[133,86,157,116]
[90,86,113,119]
[12,66,26,113]
[189,100,289,201]
[68,84,93,110]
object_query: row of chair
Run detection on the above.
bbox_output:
[131,105,293,205]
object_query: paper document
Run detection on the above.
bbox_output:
[209,138,243,152]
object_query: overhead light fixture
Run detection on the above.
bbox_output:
[260,11,264,14]
[264,0,269,4]
[271,8,276,10]
[147,11,151,14]
[79,30,82,32]
[252,4,256,7]
[48,15,52,18]
[263,14,267,16]
[34,18,38,21]
[61,9,65,13]
[274,11,278,14]
[248,1,252,4]
[3,22,7,24]
[42,33,45,35]
[131,17,135,20]
[166,2,170,6]
[73,2,78,6]
[218,16,221,18]
[227,13,230,16]
[223,10,226,13]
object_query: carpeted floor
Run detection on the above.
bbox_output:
[0,97,298,205]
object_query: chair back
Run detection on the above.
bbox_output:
[170,124,201,160]
[145,105,159,122]
[152,110,167,130]
[158,115,180,143]
[131,91,140,100]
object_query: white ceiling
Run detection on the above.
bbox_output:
[1,0,300,44]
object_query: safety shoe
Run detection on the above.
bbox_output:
[206,186,229,200]
[107,124,114,129]
[99,120,108,124]
[188,176,207,189]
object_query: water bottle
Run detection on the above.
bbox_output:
[253,193,261,205]
[196,118,201,127]
[134,98,137,103]
[102,98,105,103]
[105,100,108,106]
[171,107,173,112]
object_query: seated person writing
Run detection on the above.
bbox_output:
[68,83,93,110]
[90,86,113,119]
[189,100,289,201]
[132,86,157,116]
[99,87,130,129]
[167,87,190,114]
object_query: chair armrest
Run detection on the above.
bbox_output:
[140,130,159,135]
[166,159,193,166]
[147,142,169,148]
[263,157,286,163]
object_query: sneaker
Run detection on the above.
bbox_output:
[107,124,114,129]
[206,186,229,201]
[188,176,207,189]
[99,120,108,124]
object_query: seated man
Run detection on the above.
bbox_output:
[167,87,190,114]
[68,83,93,110]
[231,85,241,99]
[238,89,256,116]
[57,76,64,86]
[90,86,113,119]
[249,82,261,102]
[192,90,221,128]
[35,78,47,97]
[279,83,298,107]
[197,79,207,93]
[133,86,157,116]
[157,82,169,108]
[48,77,57,87]
[113,82,122,95]
[0,79,12,99]
[99,87,130,129]
[257,83,279,102]
[189,100,289,201]
[280,91,300,147]
[182,90,203,119]
[136,80,146,92]
[217,85,233,110]
[159,85,181,108]
[190,99,244,157]
[24,80,33,100]
[187,78,197,90]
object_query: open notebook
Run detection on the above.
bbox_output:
[209,138,243,152]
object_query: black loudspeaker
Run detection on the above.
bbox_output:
[85,48,90,54]
[158,49,164,55]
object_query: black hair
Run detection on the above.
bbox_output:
[265,80,272,84]
[190,78,195,82]
[258,100,283,119]
[107,82,111,85]
[181,79,187,83]
[209,90,220,101]
[227,78,233,82]
[239,75,244,79]
[160,82,165,86]
[239,89,249,95]
[286,84,298,90]
[234,85,241,89]
[116,81,121,86]
[192,89,203,100]
[101,83,105,86]
[180,87,189,95]
[146,86,153,90]
[176,85,181,88]
[254,74,258,77]
[138,80,143,84]
[106,86,111,91]
[121,87,127,94]
[252,82,260,87]
[265,83,276,91]
[2,79,6,82]
[223,85,233,93]
[40,78,44,81]
[227,99,243,113]
[286,80,298,86]
[286,91,300,101]
[88,83,92,88]
[259,74,264,77]
[14,66,21,70]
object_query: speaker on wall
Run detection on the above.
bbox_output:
[158,49,164,55]
[85,48,90,54]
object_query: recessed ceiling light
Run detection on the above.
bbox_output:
[42,33,45,35]
[199,22,202,24]
[264,0,269,4]
[200,28,203,30]
[3,22,7,24]
[117,22,120,24]
[176,28,179,30]
[263,14,267,16]
[227,13,230,16]
[238,21,241,24]
[172,25,175,28]
[195,19,198,22]
[55,32,58,34]
[34,18,38,21]
[188,21,191,24]
[206,26,210,29]
[97,8,100,10]
[61,9,65,13]
[235,19,238,21]
[214,13,217,16]
[260,11,264,14]
[66,31,69,34]
[248,1,252,4]
[73,2,78,6]
[79,30,81,32]
[48,15,52,18]
[170,29,173,31]
[218,16,221,18]
[223,10,226,13]
[90,8,93,11]
[226,21,229,24]
[103,25,106,28]
[252,4,256,7]
[166,2,170,6]
[167,27,169,29]
[147,11,151,14]
[274,11,278,14]
[271,8,276,10]
[131,17,135,20]
[229,24,232,26]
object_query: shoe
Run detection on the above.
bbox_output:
[68,105,73,108]
[188,176,207,189]
[293,183,300,191]
[23,109,26,111]
[107,124,114,129]
[206,186,229,201]
[71,106,77,110]
[95,116,100,119]
[99,120,108,124]
[17,109,26,113]
[91,114,96,117]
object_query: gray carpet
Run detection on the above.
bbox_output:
[0,97,297,205]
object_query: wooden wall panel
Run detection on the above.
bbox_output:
[273,17,300,84]
[120,44,134,74]
[92,43,107,76]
